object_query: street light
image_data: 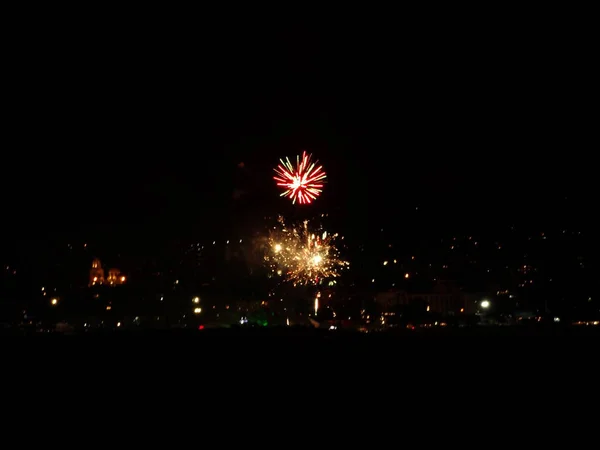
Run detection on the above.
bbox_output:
[478,300,491,325]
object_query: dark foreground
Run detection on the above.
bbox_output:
[4,327,597,397]
[4,325,598,355]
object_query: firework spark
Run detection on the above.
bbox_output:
[264,216,349,286]
[273,151,327,204]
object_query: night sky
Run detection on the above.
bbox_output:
[2,19,593,255]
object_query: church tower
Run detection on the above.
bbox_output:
[89,258,105,286]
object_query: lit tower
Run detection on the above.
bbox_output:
[107,268,126,286]
[89,258,105,286]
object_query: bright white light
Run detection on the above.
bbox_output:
[481,300,490,309]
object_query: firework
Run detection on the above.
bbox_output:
[273,151,327,204]
[264,216,349,286]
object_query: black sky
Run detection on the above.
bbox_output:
[2,16,594,250]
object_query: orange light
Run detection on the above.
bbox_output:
[120,276,125,282]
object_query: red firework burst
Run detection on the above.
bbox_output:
[273,151,327,204]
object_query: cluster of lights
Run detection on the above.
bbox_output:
[192,297,202,314]
[264,216,349,286]
[90,275,126,286]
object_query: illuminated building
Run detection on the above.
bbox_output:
[89,258,105,286]
[89,258,126,287]
[106,268,126,285]
[375,281,479,314]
